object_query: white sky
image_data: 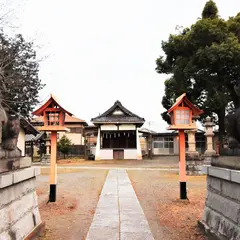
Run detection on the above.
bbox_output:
[2,0,240,131]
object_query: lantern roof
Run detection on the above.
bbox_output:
[32,94,73,117]
[167,93,203,116]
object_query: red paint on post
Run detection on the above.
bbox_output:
[179,129,187,182]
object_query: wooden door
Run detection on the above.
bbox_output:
[113,150,118,160]
[113,150,124,160]
[118,150,124,159]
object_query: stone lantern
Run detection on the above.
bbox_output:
[203,116,216,155]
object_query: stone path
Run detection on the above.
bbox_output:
[86,169,154,240]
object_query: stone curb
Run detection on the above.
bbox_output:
[0,167,41,189]
[207,166,240,184]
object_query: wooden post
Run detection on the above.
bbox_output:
[31,141,34,162]
[179,129,187,199]
[148,133,153,160]
[49,131,57,202]
[136,128,142,160]
[95,128,101,160]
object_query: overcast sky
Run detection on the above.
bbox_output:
[3,0,240,131]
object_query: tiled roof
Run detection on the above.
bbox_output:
[91,100,145,124]
[25,134,35,142]
[25,132,45,142]
[20,117,39,135]
[139,128,157,134]
[31,114,87,124]
[92,116,144,123]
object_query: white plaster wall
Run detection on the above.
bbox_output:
[58,132,83,145]
[153,148,170,155]
[100,125,117,131]
[119,124,136,130]
[124,149,137,159]
[99,149,113,160]
[17,128,25,156]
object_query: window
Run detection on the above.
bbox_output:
[46,111,60,126]
[154,137,163,141]
[70,128,82,133]
[153,142,163,148]
[153,136,174,149]
[164,142,169,148]
[175,109,190,124]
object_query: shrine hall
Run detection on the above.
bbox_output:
[91,100,145,160]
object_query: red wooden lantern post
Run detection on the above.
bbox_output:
[168,93,203,199]
[32,94,73,202]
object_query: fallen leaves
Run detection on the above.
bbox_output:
[128,170,207,240]
[39,195,78,216]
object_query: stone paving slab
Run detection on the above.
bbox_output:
[86,169,154,240]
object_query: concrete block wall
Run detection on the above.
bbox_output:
[186,160,210,176]
[186,160,205,175]
[200,166,240,240]
[0,167,42,240]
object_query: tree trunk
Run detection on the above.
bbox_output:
[217,108,226,149]
[64,153,65,159]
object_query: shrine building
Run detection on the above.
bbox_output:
[91,100,145,160]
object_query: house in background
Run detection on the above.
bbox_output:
[18,117,39,156]
[31,114,88,157]
[85,125,98,156]
[139,128,208,156]
[25,132,46,159]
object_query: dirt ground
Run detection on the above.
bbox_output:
[128,170,207,240]
[37,169,108,240]
[49,156,179,169]
[36,161,207,240]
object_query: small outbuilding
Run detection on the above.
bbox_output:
[91,100,145,160]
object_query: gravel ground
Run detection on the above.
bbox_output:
[128,170,207,240]
[37,169,108,240]
[36,156,179,169]
[36,164,207,240]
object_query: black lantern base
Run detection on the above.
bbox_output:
[49,184,57,202]
[180,182,187,199]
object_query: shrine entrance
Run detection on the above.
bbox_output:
[91,100,145,160]
[102,131,136,149]
[113,150,124,160]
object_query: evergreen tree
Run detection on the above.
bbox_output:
[0,32,45,118]
[57,135,72,159]
[156,1,240,138]
[202,0,218,19]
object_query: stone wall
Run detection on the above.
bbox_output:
[186,160,206,175]
[0,167,43,239]
[199,166,240,239]
[186,154,212,176]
